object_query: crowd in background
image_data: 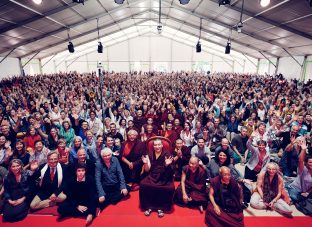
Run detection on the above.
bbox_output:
[0,71,312,225]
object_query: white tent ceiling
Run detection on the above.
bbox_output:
[0,0,311,60]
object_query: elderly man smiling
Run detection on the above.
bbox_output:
[95,147,130,210]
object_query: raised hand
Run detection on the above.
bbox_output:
[30,160,39,171]
[165,156,174,166]
[141,155,149,164]
[300,138,307,150]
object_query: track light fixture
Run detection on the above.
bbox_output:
[225,41,231,54]
[73,0,84,5]
[219,0,231,6]
[157,24,163,34]
[157,0,163,34]
[225,28,232,54]
[98,42,103,53]
[237,21,243,33]
[179,0,190,4]
[68,42,74,53]
[67,30,74,53]
[96,18,103,53]
[196,41,201,53]
[196,18,202,53]
[114,0,125,4]
[236,0,244,33]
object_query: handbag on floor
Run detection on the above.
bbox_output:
[294,197,312,216]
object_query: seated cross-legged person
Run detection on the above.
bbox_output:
[174,156,207,213]
[30,151,67,210]
[205,166,244,227]
[58,163,96,226]
[120,129,146,190]
[250,162,292,216]
[2,159,32,222]
[139,139,175,218]
[95,148,130,210]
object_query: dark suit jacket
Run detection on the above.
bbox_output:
[32,163,67,200]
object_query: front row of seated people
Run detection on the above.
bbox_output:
[1,137,312,226]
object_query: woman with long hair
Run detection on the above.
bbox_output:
[180,122,194,147]
[23,126,41,152]
[2,159,31,222]
[250,162,292,215]
[12,140,30,170]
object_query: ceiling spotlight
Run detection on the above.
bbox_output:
[33,0,42,4]
[73,0,84,4]
[225,41,231,54]
[219,0,231,6]
[196,41,201,53]
[260,0,270,7]
[179,0,190,4]
[237,21,243,33]
[68,42,75,53]
[98,42,103,53]
[157,24,162,34]
[114,0,125,4]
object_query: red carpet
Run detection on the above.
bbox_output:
[1,189,311,227]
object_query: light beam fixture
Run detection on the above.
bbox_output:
[179,0,190,4]
[73,0,84,4]
[219,0,231,6]
[33,0,43,5]
[260,0,270,7]
[114,0,125,4]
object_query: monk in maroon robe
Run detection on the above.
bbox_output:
[161,122,178,151]
[120,130,146,190]
[139,139,175,218]
[174,156,207,212]
[205,166,244,227]
[173,139,191,181]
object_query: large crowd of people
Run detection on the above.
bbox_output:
[0,71,312,226]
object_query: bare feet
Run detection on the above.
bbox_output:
[199,205,204,214]
[86,214,93,226]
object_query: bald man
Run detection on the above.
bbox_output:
[205,166,244,227]
[214,138,234,162]
[120,129,146,190]
[174,157,207,213]
[69,148,95,178]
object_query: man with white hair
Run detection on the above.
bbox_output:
[95,147,130,210]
